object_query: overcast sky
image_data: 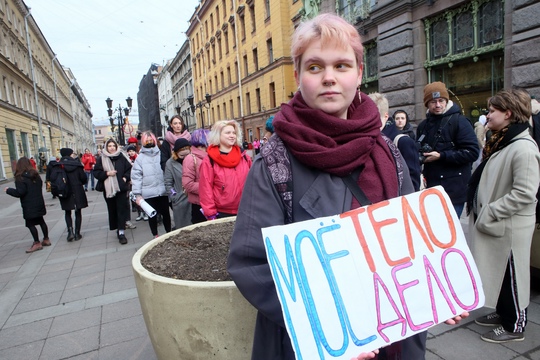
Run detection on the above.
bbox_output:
[25,0,200,125]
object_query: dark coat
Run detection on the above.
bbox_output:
[45,160,57,182]
[6,172,46,220]
[228,151,425,360]
[93,154,132,192]
[56,157,88,211]
[383,123,422,191]
[160,140,172,171]
[416,101,479,204]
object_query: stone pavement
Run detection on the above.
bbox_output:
[0,175,538,359]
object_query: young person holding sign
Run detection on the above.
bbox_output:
[228,14,468,360]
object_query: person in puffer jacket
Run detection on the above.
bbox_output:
[199,120,252,220]
[131,131,171,238]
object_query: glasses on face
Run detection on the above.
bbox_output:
[428,99,447,105]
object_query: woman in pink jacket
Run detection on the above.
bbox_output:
[199,120,252,220]
[182,128,210,224]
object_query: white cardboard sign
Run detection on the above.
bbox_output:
[262,186,485,359]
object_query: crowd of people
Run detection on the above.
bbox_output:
[4,12,540,359]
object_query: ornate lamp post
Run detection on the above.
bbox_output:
[105,96,132,146]
[187,93,212,129]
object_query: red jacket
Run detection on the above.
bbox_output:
[81,153,96,171]
[199,150,252,217]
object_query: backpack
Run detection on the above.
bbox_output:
[50,164,71,198]
[261,135,404,224]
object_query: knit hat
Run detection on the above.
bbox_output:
[127,136,138,144]
[60,148,73,157]
[125,145,136,152]
[423,81,449,107]
[173,138,191,152]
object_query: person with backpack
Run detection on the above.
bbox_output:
[52,148,88,242]
[227,14,467,360]
[199,120,252,220]
[416,81,479,218]
[5,157,50,253]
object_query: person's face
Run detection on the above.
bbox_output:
[85,149,90,154]
[486,105,511,132]
[107,142,117,153]
[394,112,407,130]
[427,98,447,115]
[128,150,136,157]
[176,147,190,159]
[220,125,237,149]
[170,118,184,134]
[294,39,362,119]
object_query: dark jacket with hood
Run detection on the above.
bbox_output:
[383,123,422,191]
[416,100,479,205]
[55,156,88,211]
[7,172,46,220]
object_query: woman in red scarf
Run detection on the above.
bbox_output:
[227,13,467,360]
[199,120,252,220]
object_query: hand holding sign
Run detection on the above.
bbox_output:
[262,186,484,359]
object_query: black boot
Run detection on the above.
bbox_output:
[66,227,75,242]
[75,228,83,241]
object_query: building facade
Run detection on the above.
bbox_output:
[336,0,540,124]
[169,40,195,131]
[186,0,303,141]
[0,0,93,179]
[137,64,161,137]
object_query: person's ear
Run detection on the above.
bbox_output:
[294,70,300,87]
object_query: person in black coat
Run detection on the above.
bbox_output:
[417,82,479,217]
[160,115,191,170]
[5,157,50,253]
[93,138,132,245]
[55,148,88,241]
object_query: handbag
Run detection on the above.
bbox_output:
[95,180,105,192]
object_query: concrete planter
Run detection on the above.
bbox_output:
[132,217,256,360]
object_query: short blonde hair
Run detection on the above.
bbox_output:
[208,120,243,147]
[489,88,532,124]
[368,92,389,124]
[291,13,364,73]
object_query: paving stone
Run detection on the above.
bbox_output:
[103,275,135,294]
[98,335,157,360]
[0,318,52,350]
[0,339,44,360]
[65,271,104,290]
[24,278,68,298]
[101,298,143,324]
[105,264,133,281]
[13,290,62,314]
[60,282,103,304]
[49,307,101,337]
[40,325,99,359]
[70,262,106,278]
[100,315,149,348]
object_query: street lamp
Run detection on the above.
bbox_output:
[187,93,212,129]
[105,96,132,146]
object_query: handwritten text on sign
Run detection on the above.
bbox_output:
[262,186,485,360]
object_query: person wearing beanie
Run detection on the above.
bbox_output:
[416,81,479,217]
[163,138,192,230]
[181,128,210,224]
[53,147,88,241]
[160,115,191,171]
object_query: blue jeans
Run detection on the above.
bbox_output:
[85,170,95,189]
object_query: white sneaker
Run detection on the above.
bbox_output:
[143,214,149,221]
[135,214,144,221]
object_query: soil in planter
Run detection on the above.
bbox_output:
[141,220,235,281]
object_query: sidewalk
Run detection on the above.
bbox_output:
[0,176,538,359]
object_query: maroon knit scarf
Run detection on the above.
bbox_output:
[273,91,398,204]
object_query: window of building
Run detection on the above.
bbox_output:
[265,0,271,20]
[214,75,218,91]
[243,55,249,77]
[224,30,230,53]
[220,71,225,88]
[269,82,276,108]
[210,14,214,33]
[223,102,227,118]
[236,96,241,117]
[234,60,239,82]
[231,23,237,48]
[227,66,232,85]
[250,3,256,33]
[223,0,227,17]
[216,6,220,25]
[255,88,261,112]
[337,0,373,24]
[218,37,223,59]
[240,15,246,41]
[230,99,234,118]
[246,92,251,115]
[253,48,258,70]
[267,38,273,64]
[217,104,220,120]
